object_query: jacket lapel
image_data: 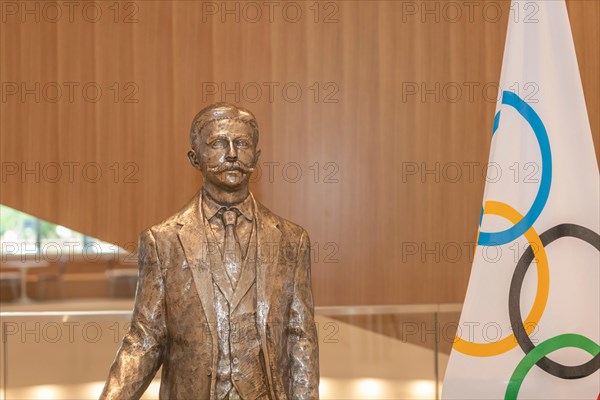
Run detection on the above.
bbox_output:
[176,192,218,335]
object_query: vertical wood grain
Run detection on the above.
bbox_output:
[1,0,598,305]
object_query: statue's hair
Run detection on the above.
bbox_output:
[189,103,259,148]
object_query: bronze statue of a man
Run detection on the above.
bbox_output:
[100,103,320,400]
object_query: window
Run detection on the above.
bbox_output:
[0,205,123,258]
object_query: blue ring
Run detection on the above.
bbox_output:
[478,91,552,246]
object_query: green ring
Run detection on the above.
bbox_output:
[505,334,600,400]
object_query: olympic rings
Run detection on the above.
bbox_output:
[457,90,599,398]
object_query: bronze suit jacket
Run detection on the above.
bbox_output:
[100,191,320,400]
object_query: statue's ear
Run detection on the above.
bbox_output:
[187,150,201,170]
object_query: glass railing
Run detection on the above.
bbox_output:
[0,304,462,400]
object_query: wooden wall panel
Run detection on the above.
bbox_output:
[1,0,598,306]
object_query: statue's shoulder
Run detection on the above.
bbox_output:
[141,192,200,239]
[255,200,308,241]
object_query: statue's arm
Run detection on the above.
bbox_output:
[100,228,167,400]
[288,230,320,400]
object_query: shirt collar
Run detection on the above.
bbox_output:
[201,189,254,221]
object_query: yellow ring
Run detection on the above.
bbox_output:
[453,201,549,357]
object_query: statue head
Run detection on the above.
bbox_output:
[187,103,261,198]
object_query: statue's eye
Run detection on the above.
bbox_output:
[211,139,227,149]
[235,139,250,148]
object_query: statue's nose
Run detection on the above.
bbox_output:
[225,141,238,161]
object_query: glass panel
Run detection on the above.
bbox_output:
[1,306,462,400]
[0,205,128,257]
[316,305,461,399]
[0,311,159,400]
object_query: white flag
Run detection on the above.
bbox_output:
[443,1,599,399]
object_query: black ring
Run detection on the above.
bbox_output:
[509,223,600,379]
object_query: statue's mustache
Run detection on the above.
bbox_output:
[207,161,254,174]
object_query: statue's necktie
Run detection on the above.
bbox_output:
[221,209,242,289]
